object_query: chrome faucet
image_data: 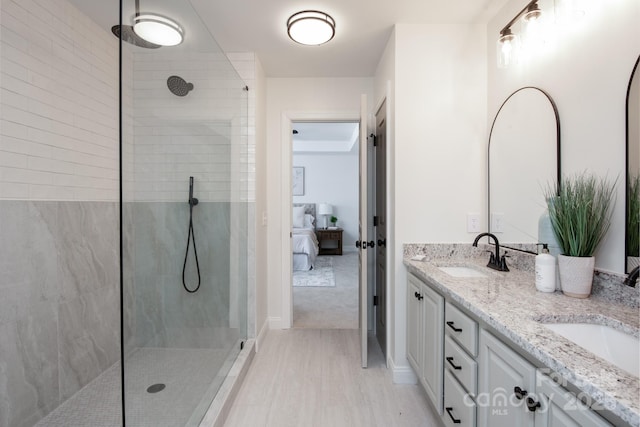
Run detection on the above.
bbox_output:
[472,232,509,272]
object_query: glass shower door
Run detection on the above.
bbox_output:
[120,0,248,425]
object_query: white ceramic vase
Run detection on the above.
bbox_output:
[557,254,595,298]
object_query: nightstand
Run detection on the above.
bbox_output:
[316,228,343,255]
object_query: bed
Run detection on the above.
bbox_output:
[292,203,319,271]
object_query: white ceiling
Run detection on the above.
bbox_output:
[69,0,508,78]
[293,122,359,153]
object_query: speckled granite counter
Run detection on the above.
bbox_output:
[403,243,640,427]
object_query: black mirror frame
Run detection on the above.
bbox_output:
[625,55,640,273]
[487,86,562,237]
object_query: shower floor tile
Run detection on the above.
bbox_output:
[35,347,235,427]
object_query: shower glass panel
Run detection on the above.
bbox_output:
[120,1,248,425]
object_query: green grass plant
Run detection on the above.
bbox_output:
[544,172,617,257]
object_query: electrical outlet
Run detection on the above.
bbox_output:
[491,212,505,233]
[467,213,481,233]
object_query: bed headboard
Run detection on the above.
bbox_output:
[293,203,316,223]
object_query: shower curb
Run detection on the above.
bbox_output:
[198,339,256,427]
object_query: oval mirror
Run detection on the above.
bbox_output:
[488,87,560,248]
[626,56,640,273]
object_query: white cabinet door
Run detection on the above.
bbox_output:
[420,281,444,415]
[407,274,422,374]
[478,329,536,427]
[534,372,612,427]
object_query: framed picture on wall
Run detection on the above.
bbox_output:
[293,167,305,196]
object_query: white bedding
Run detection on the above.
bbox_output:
[292,227,319,271]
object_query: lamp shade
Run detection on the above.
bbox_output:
[318,203,333,216]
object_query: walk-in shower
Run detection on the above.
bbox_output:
[0,0,249,426]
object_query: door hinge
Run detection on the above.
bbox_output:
[240,341,245,350]
[369,133,377,146]
[373,215,378,226]
[373,295,378,306]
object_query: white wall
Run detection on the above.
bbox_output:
[266,77,374,329]
[374,23,488,382]
[292,151,359,249]
[0,0,118,201]
[488,0,640,273]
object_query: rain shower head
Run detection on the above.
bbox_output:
[167,76,194,97]
[111,25,161,49]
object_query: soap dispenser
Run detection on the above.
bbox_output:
[535,244,556,293]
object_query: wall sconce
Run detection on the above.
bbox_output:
[497,0,543,68]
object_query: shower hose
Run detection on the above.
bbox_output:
[182,179,201,293]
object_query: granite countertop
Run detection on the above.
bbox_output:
[403,244,640,427]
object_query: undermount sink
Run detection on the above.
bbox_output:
[543,323,639,377]
[437,266,487,278]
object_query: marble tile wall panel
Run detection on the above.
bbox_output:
[128,202,234,348]
[0,200,119,427]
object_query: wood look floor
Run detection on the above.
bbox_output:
[223,329,440,427]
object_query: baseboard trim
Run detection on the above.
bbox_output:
[268,316,283,330]
[256,318,269,353]
[388,356,418,384]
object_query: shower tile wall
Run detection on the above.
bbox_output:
[0,1,119,426]
[124,50,248,351]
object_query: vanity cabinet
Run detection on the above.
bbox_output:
[443,302,479,427]
[407,273,444,414]
[534,371,612,427]
[406,269,614,427]
[478,328,537,427]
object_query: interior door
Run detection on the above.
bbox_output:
[375,102,387,359]
[359,94,368,368]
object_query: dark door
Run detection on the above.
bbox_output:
[375,102,387,357]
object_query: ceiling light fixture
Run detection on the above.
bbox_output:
[497,0,542,68]
[287,10,335,46]
[133,13,184,46]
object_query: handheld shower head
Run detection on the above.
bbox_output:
[189,176,199,206]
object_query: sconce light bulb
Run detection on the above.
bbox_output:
[523,3,542,22]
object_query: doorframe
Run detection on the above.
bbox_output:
[280,110,361,328]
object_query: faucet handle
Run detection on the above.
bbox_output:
[499,252,510,271]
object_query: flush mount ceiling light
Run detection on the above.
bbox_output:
[133,14,184,46]
[287,10,335,46]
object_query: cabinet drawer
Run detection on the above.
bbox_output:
[324,231,341,240]
[444,369,476,427]
[445,302,478,356]
[445,334,477,396]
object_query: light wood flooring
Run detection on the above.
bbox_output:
[223,329,440,426]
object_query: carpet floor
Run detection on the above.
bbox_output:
[293,252,359,329]
[293,256,336,287]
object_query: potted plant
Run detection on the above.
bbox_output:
[330,216,338,228]
[628,175,640,271]
[543,172,617,298]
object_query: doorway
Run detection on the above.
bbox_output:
[291,122,360,329]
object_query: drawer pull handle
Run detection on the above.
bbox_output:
[446,357,462,370]
[446,321,462,332]
[445,407,461,424]
[514,386,528,400]
[526,397,541,412]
